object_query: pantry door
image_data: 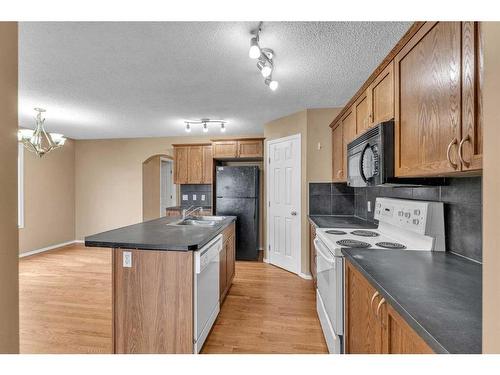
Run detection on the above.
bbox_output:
[266,134,301,275]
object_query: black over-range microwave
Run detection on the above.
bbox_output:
[347,121,395,187]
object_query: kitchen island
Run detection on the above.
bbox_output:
[85,215,236,354]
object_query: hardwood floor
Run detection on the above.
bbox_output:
[19,244,112,353]
[19,244,327,354]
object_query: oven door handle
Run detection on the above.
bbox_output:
[314,238,335,264]
[359,142,370,183]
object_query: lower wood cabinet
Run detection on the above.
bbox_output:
[345,259,434,354]
[220,222,236,303]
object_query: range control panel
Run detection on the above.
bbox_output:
[374,198,430,234]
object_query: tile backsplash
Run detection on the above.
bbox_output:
[309,177,483,262]
[179,184,212,207]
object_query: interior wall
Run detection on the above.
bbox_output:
[75,134,261,240]
[482,21,500,354]
[0,22,19,353]
[19,139,76,254]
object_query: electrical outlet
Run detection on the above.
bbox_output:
[367,201,372,212]
[182,194,188,201]
[123,251,132,268]
[201,194,206,201]
[192,194,197,201]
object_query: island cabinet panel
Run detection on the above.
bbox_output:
[213,141,238,159]
[369,60,394,126]
[220,222,236,304]
[174,146,189,184]
[331,122,344,182]
[113,249,193,354]
[187,146,203,183]
[395,22,463,177]
[345,259,434,354]
[202,145,213,184]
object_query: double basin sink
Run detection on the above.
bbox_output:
[169,216,227,227]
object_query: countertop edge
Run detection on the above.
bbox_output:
[342,249,449,354]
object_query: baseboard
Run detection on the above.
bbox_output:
[19,240,80,258]
[299,272,313,280]
[263,257,269,263]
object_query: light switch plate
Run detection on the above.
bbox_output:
[201,194,206,201]
[123,251,132,268]
[182,194,188,201]
[367,201,372,212]
[193,194,197,201]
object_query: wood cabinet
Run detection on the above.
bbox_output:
[342,106,357,178]
[212,138,264,159]
[309,223,317,287]
[219,222,236,304]
[355,91,370,135]
[395,21,482,177]
[331,123,344,182]
[173,144,213,184]
[345,260,434,354]
[368,60,394,126]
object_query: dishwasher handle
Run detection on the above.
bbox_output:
[195,234,222,274]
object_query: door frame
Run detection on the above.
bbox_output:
[265,133,302,276]
[160,156,176,210]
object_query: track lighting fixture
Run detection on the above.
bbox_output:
[249,22,278,91]
[183,119,227,133]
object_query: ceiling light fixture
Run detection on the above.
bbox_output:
[184,119,227,133]
[18,108,66,157]
[249,22,278,91]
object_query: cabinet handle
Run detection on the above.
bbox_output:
[370,291,380,314]
[376,297,386,320]
[446,138,459,169]
[458,135,471,168]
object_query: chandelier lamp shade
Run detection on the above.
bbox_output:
[184,119,227,133]
[18,108,66,158]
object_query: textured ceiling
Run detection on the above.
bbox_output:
[19,22,411,139]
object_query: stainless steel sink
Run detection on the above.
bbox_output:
[168,216,226,227]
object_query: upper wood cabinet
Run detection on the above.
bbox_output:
[173,144,213,184]
[212,138,264,159]
[368,60,394,126]
[395,21,482,177]
[331,122,344,182]
[345,260,434,354]
[355,91,370,135]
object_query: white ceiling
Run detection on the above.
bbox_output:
[19,22,411,139]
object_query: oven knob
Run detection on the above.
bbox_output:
[413,219,420,225]
[404,212,411,218]
[414,209,421,216]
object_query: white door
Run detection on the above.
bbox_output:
[267,134,301,274]
[160,158,175,215]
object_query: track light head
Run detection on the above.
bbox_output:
[265,78,279,91]
[257,58,273,78]
[220,122,226,133]
[202,122,208,133]
[249,37,261,59]
[185,122,191,132]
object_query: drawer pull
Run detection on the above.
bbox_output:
[376,297,386,320]
[370,291,380,314]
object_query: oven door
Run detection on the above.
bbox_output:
[314,237,343,336]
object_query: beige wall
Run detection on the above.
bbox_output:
[482,21,500,354]
[75,135,261,239]
[263,108,340,274]
[0,22,19,353]
[19,139,76,254]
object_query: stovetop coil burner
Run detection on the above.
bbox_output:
[350,230,380,237]
[336,239,371,248]
[325,230,347,235]
[376,242,407,249]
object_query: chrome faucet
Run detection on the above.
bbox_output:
[182,206,203,219]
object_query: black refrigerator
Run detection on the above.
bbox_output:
[216,166,259,260]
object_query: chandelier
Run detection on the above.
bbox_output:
[18,108,66,157]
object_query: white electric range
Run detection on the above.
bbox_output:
[314,197,445,354]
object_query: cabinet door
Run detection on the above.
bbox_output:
[345,262,383,354]
[213,141,238,159]
[460,22,483,171]
[383,303,434,354]
[331,123,344,182]
[226,234,235,286]
[202,145,213,183]
[219,241,227,301]
[188,146,203,183]
[238,140,263,158]
[174,146,189,184]
[342,107,357,180]
[355,91,371,135]
[395,22,462,177]
[369,61,394,125]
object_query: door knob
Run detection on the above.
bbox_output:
[291,211,297,216]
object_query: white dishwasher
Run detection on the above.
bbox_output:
[193,234,222,353]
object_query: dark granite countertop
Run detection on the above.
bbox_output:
[342,248,482,354]
[308,215,377,229]
[85,216,235,251]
